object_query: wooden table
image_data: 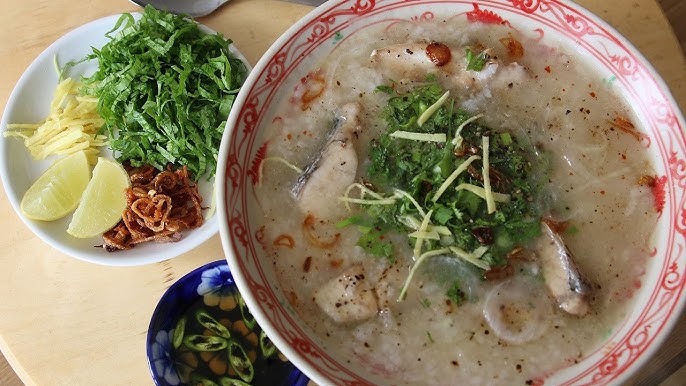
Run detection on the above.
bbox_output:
[0,0,684,385]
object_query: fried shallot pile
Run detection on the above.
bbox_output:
[102,163,204,251]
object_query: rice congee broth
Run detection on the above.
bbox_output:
[251,16,657,385]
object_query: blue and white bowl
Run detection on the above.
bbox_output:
[147,259,310,386]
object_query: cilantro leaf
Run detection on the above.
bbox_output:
[465,48,488,71]
[446,281,467,306]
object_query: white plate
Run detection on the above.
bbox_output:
[0,13,250,266]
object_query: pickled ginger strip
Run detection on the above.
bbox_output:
[412,209,434,259]
[417,90,450,126]
[482,136,496,213]
[449,245,490,270]
[258,157,303,185]
[338,196,398,206]
[393,188,426,218]
[390,131,447,143]
[432,155,481,202]
[4,77,105,164]
[340,183,398,209]
[408,229,441,240]
[452,113,483,147]
[398,215,451,236]
[398,247,452,301]
[455,183,511,203]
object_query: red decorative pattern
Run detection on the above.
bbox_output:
[227,209,249,248]
[510,0,541,13]
[385,11,435,31]
[652,175,667,214]
[466,3,511,26]
[247,142,268,186]
[219,1,686,385]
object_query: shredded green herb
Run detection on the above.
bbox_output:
[375,84,394,94]
[339,82,546,301]
[77,5,246,180]
[465,48,489,71]
[446,281,467,306]
[336,215,395,261]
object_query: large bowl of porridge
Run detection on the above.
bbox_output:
[217,1,686,384]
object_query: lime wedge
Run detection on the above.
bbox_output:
[20,151,90,221]
[67,157,130,238]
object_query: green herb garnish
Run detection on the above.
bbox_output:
[339,82,546,301]
[375,84,394,94]
[446,280,467,306]
[465,48,489,71]
[79,5,246,180]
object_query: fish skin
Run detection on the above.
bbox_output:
[292,102,361,219]
[536,221,592,316]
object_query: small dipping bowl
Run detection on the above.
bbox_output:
[147,259,310,386]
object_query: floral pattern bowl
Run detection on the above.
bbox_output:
[146,259,309,386]
[216,0,686,385]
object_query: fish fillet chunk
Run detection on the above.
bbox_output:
[293,102,361,218]
[370,42,498,90]
[314,264,379,323]
[536,222,592,316]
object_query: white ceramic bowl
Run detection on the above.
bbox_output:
[217,0,686,384]
[0,13,249,266]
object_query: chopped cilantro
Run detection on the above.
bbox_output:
[465,48,489,71]
[500,132,513,145]
[375,84,394,94]
[339,82,546,300]
[433,205,454,225]
[358,232,394,261]
[346,218,394,261]
[446,281,467,306]
[361,83,544,264]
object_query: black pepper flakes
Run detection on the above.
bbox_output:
[303,256,312,272]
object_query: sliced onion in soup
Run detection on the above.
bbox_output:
[483,276,550,344]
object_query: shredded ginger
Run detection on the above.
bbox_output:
[4,77,106,164]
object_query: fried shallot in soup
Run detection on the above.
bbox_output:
[251,18,657,385]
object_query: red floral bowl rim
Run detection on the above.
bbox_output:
[217,1,686,384]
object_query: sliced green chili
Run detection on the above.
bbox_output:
[258,330,277,358]
[219,377,251,386]
[195,310,231,339]
[227,340,254,383]
[237,293,256,331]
[184,335,228,352]
[172,316,186,349]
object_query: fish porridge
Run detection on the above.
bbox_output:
[248,17,657,385]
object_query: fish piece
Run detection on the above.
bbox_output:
[374,262,406,311]
[292,102,361,218]
[536,222,592,316]
[370,42,498,90]
[314,264,379,324]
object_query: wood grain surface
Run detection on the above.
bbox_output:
[0,0,685,385]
